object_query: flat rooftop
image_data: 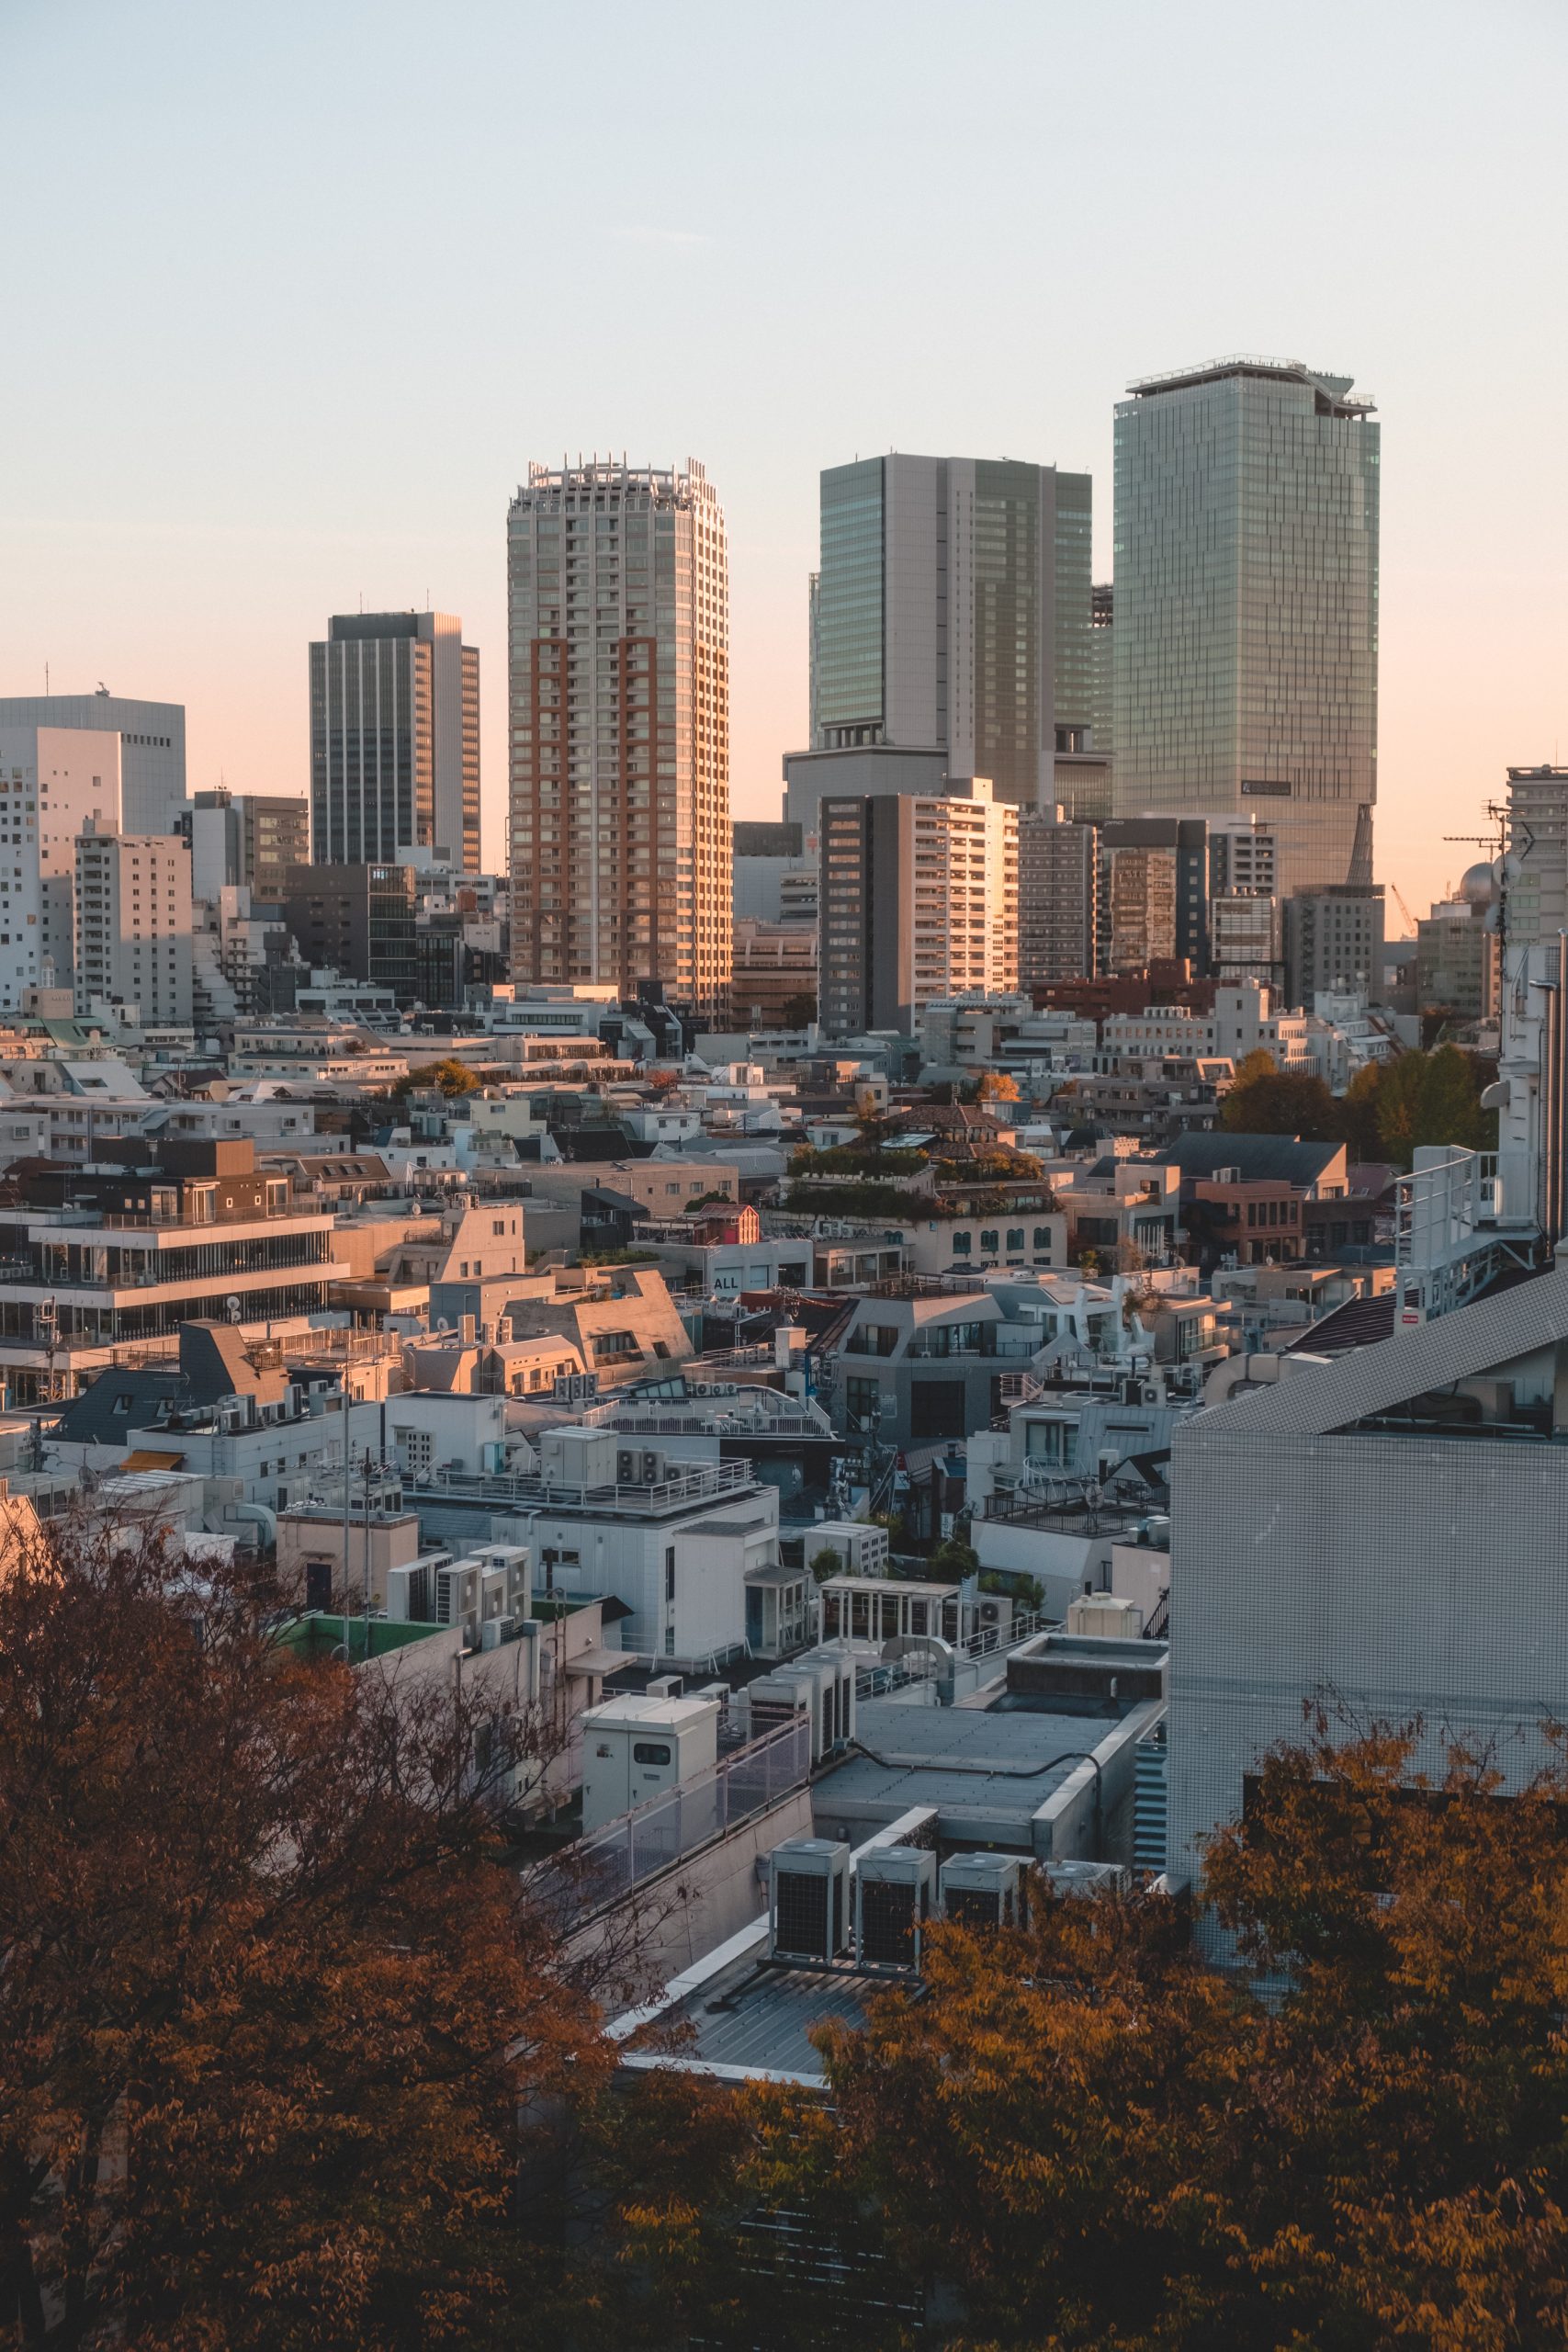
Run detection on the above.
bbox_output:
[815,1690,1118,1840]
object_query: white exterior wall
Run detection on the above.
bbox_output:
[0,727,122,1007]
[524,1486,779,1659]
[73,831,194,1026]
[387,1392,509,1480]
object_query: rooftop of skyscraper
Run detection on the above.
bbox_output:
[1125,355,1374,414]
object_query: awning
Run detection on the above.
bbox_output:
[563,1645,627,1677]
[118,1449,186,1472]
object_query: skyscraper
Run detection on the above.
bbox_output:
[507,458,730,1022]
[309,611,480,873]
[1112,356,1379,899]
[807,454,1093,808]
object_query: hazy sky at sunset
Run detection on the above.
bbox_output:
[4,0,1563,922]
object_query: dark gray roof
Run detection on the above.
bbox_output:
[1199,1264,1568,1438]
[1166,1133,1344,1186]
[55,1370,186,1445]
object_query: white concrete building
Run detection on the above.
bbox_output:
[0,695,183,838]
[0,726,122,1009]
[74,826,193,1026]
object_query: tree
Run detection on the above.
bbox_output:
[808,1545,843,1584]
[1219,1059,1343,1142]
[1414,1041,1489,1154]
[656,1716,1568,2349]
[390,1057,481,1101]
[975,1070,1020,1103]
[924,1536,978,1582]
[0,1513,611,2350]
[778,991,817,1029]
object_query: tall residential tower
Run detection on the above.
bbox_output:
[507,458,730,1022]
[807,454,1093,808]
[309,611,480,872]
[1112,356,1379,899]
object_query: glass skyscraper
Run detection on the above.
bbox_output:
[1111,356,1379,899]
[808,453,1093,808]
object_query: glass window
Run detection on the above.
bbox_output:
[632,1742,671,1766]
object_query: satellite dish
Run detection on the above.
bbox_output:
[226,1295,243,1324]
[434,1317,450,1334]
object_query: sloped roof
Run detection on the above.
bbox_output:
[1202,1264,1568,1437]
[1167,1133,1344,1186]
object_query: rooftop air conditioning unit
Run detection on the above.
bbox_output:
[479,1614,515,1652]
[1043,1860,1130,1900]
[854,1845,937,1972]
[940,1852,1028,1930]
[768,1838,851,1963]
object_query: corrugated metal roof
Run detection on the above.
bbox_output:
[1193,1263,1568,1439]
[682,1965,871,2077]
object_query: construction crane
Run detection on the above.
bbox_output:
[1389,882,1418,936]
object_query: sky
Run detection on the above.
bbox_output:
[2,0,1564,923]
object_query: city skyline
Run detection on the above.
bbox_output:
[3,1,1563,919]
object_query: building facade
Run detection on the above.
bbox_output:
[1113,356,1379,899]
[1018,808,1098,988]
[309,612,480,873]
[809,453,1094,807]
[507,458,730,1023]
[74,826,193,1025]
[0,695,184,838]
[281,863,418,1006]
[1097,818,1210,976]
[818,780,1017,1036]
[0,724,122,1007]
[1282,882,1386,1006]
[731,918,818,1029]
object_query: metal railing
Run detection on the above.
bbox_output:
[534,1713,812,1923]
[414,1457,757,1513]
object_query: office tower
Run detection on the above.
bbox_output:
[1097,818,1210,976]
[0,694,183,837]
[507,458,730,1022]
[1283,883,1386,1006]
[1089,583,1114,760]
[309,612,480,873]
[1018,808,1098,988]
[0,724,121,1009]
[181,789,310,905]
[281,863,418,1005]
[1209,894,1280,986]
[818,779,1016,1036]
[74,826,193,1025]
[1113,356,1379,899]
[807,453,1093,807]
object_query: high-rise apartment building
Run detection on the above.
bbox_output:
[818,779,1016,1036]
[507,458,730,1022]
[0,725,122,1008]
[309,612,480,873]
[808,454,1093,807]
[74,826,194,1026]
[0,694,183,838]
[1112,357,1379,899]
[1018,808,1098,988]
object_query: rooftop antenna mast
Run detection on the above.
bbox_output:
[1445,801,1524,966]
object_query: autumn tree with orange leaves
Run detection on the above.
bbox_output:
[0,1511,620,2352]
[611,1714,1568,2350]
